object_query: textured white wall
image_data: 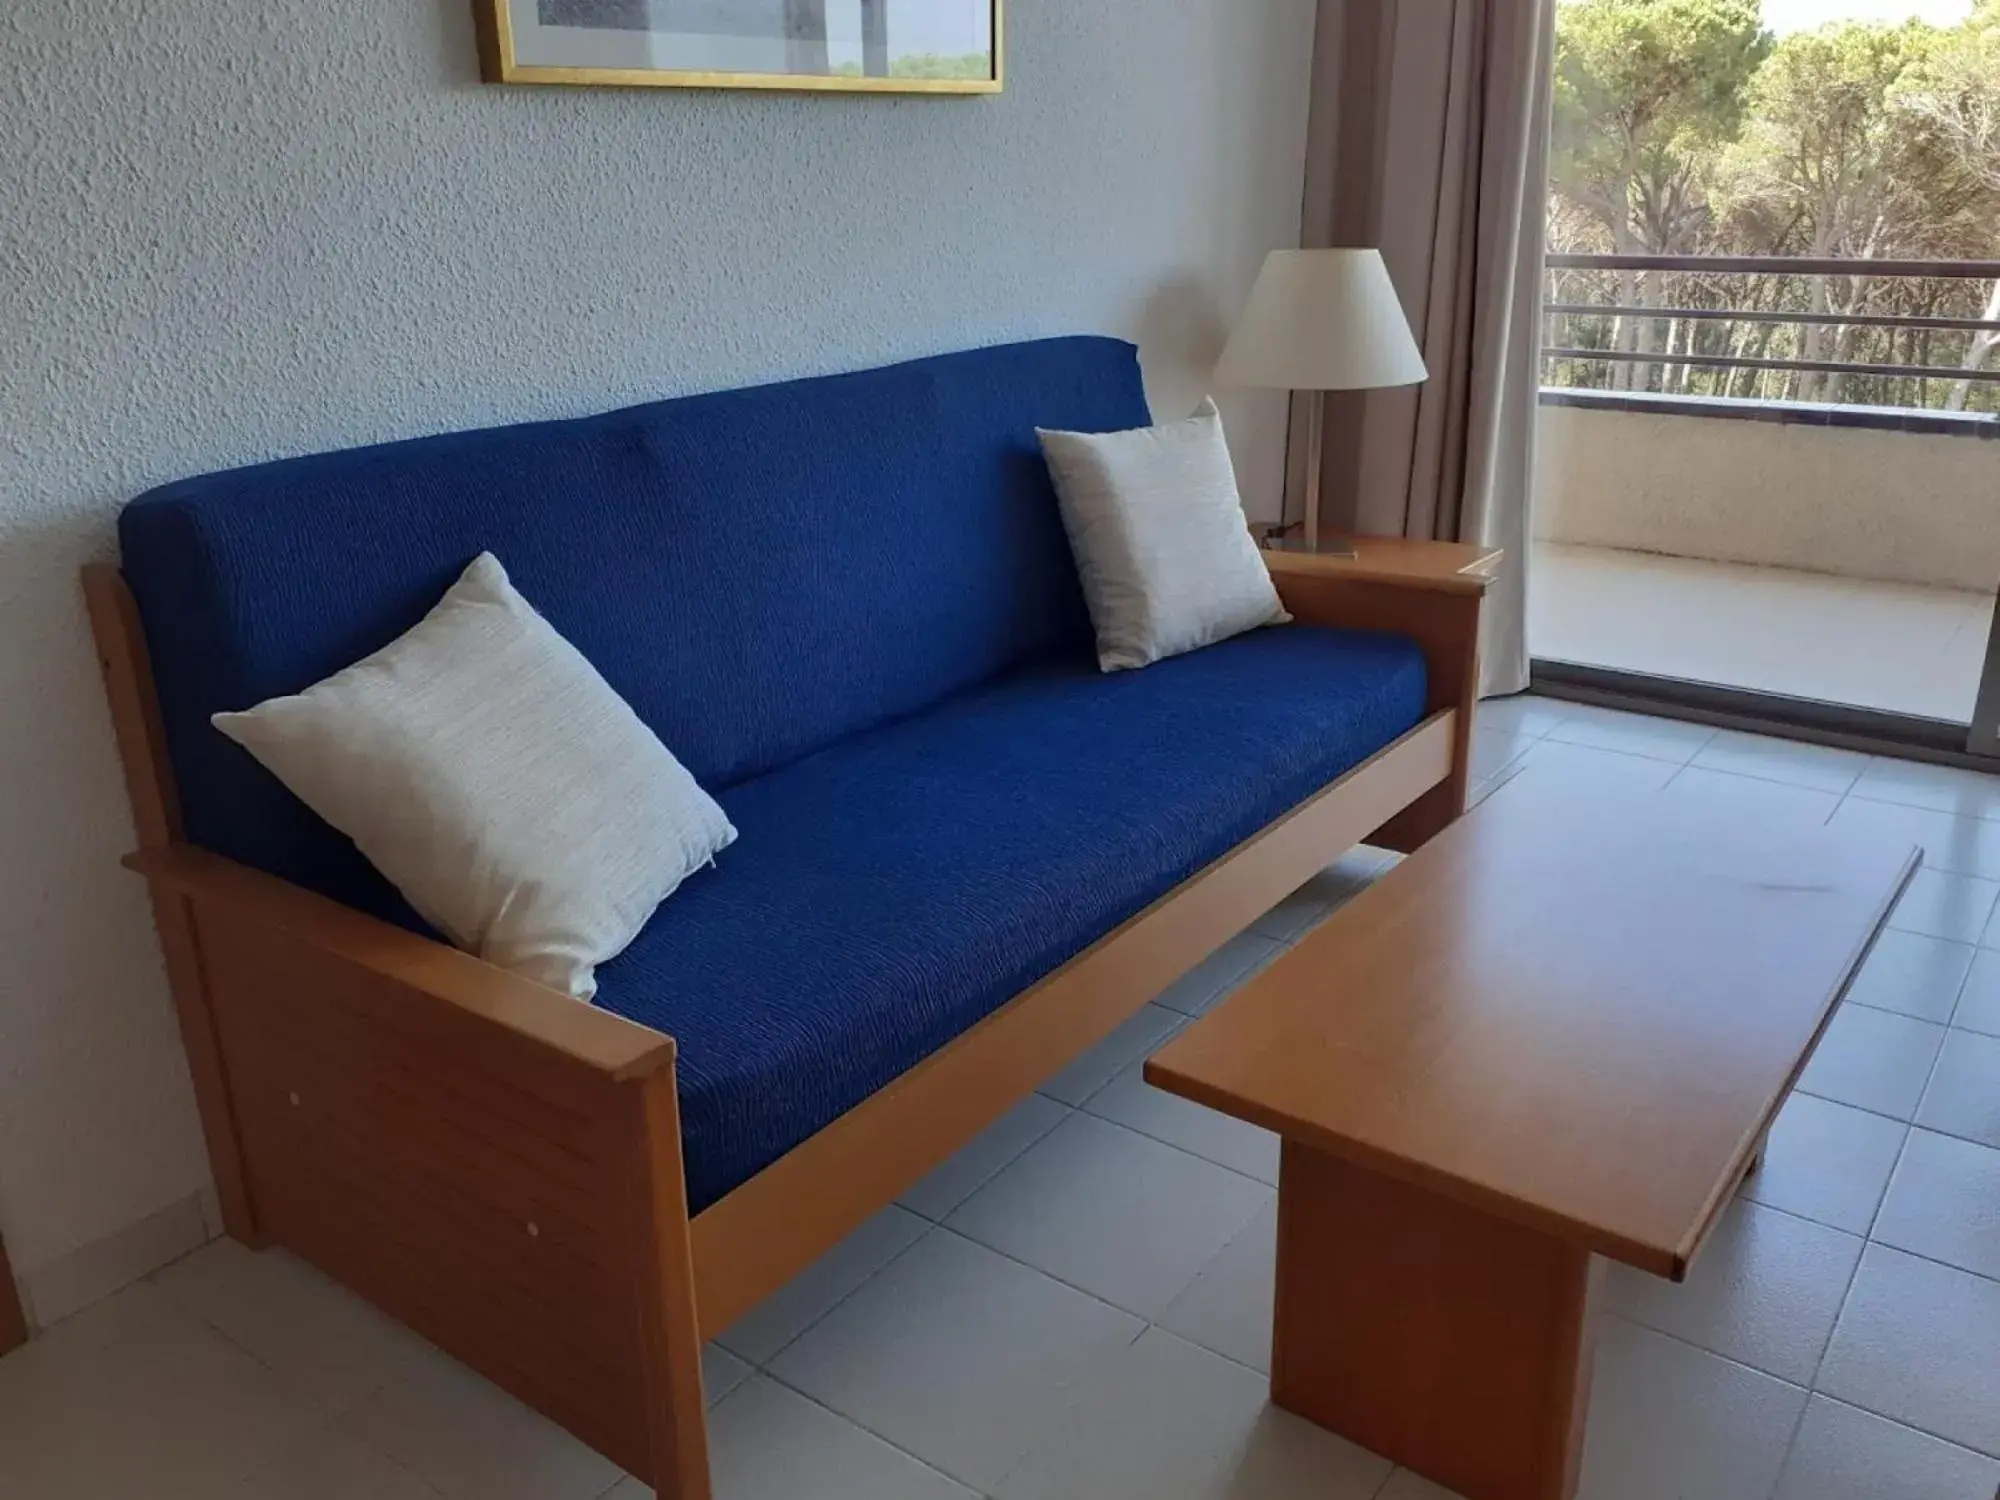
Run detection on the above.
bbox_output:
[0,0,1318,1280]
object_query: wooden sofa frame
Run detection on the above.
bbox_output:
[83,537,1498,1497]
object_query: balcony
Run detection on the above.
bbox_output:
[1533,255,2000,725]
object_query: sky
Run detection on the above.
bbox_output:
[827,2,989,57]
[1761,0,1974,30]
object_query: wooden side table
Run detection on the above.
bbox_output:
[1259,529,1504,592]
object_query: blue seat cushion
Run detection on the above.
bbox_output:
[596,624,1430,1213]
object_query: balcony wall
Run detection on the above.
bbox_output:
[1534,395,2000,593]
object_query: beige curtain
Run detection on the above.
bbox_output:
[1295,0,1555,696]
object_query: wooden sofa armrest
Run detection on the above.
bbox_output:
[1263,534,1503,602]
[122,842,711,1492]
[125,844,675,1081]
[1265,536,1502,850]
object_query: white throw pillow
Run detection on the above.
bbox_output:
[213,553,736,1000]
[1039,398,1290,672]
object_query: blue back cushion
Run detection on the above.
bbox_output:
[119,337,1152,915]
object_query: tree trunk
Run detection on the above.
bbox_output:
[1821,275,1872,408]
[1724,277,1778,401]
[1609,188,1640,393]
[1797,274,1831,405]
[1631,266,1664,394]
[1948,278,2000,414]
[1736,322,1780,401]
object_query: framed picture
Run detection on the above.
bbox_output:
[477,0,1003,94]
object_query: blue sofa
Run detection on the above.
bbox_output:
[96,335,1486,1494]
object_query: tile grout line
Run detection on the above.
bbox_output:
[1796,1016,1937,1475]
[141,1277,427,1500]
[761,1177,1284,1463]
[1783,1108,1913,1487]
[750,1361,993,1498]
[1609,1198,1867,1389]
[893,1098,1077,1227]
[1893,1098,2000,1162]
[1600,1309,1813,1498]
[1071,1084,1279,1188]
[1811,1226,2000,1292]
[1831,997,2000,1299]
[725,1213,941,1373]
[1791,1083,1923,1130]
[928,1201,1270,1333]
[1798,1390,2000,1471]
[1600,1310,1809,1396]
[143,1255,412,1431]
[1946,933,1986,1030]
[1057,1095,1284,1195]
[1765,1403,1811,1500]
[1841,994,1962,1027]
[1613,1286,2000,1465]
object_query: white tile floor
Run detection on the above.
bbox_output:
[1532,541,1997,722]
[7,697,2000,1499]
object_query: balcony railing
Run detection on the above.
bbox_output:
[1543,254,2000,416]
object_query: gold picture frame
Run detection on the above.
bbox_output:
[476,0,1004,94]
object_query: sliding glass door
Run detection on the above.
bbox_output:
[1531,0,2000,754]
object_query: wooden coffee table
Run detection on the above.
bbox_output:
[1145,779,1917,1500]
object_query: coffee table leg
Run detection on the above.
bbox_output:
[1271,1143,1602,1500]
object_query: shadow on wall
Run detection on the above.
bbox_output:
[1137,275,1230,411]
[1134,276,1291,522]
[429,0,487,85]
[0,505,213,1291]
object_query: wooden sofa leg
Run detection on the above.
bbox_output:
[153,894,266,1247]
[628,1069,713,1499]
[83,564,263,1247]
[1367,769,1470,854]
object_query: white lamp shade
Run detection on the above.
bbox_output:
[1215,249,1429,392]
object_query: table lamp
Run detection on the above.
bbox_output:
[1216,248,1429,549]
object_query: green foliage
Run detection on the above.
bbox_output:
[1893,1,2000,190]
[830,52,991,80]
[1720,20,1937,254]
[890,51,991,79]
[1551,0,1770,249]
[1547,0,2000,413]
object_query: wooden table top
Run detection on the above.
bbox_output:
[1146,780,1919,1280]
[1263,535,1505,596]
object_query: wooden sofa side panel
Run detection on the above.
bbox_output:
[83,563,263,1245]
[193,907,672,1480]
[89,561,709,1494]
[1271,568,1486,853]
[197,917,646,1457]
[689,708,1457,1331]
